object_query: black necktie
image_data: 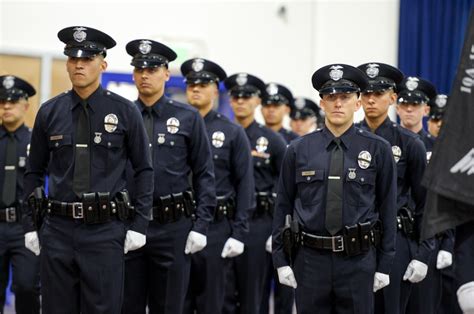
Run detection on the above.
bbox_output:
[325,138,343,235]
[143,107,154,144]
[2,134,17,206]
[72,101,91,198]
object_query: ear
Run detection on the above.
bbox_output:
[423,104,430,116]
[101,59,108,72]
[354,97,362,112]
[164,68,171,82]
[284,105,290,114]
[390,91,398,104]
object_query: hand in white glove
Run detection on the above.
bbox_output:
[373,272,390,292]
[221,237,244,258]
[403,259,428,283]
[457,281,474,314]
[265,235,272,253]
[184,231,207,254]
[24,231,40,256]
[436,250,453,269]
[124,230,146,254]
[277,266,297,288]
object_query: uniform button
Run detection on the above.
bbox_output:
[256,162,261,167]
[364,235,368,239]
[214,154,218,159]
[55,142,59,147]
[88,206,93,211]
[102,205,107,209]
[265,159,270,164]
[108,142,112,147]
[361,178,365,182]
[351,238,356,242]
[165,207,169,212]
[170,141,175,146]
[306,177,311,181]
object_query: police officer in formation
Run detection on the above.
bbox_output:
[180,58,255,314]
[224,73,287,314]
[0,76,40,314]
[356,63,435,314]
[289,97,324,136]
[260,83,299,144]
[272,64,397,314]
[121,40,216,314]
[23,26,154,313]
[427,94,448,137]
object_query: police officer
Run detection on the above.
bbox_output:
[122,40,216,314]
[289,97,323,136]
[23,26,153,313]
[427,94,448,137]
[273,64,397,314]
[261,83,298,144]
[224,73,287,314]
[0,75,39,314]
[180,58,255,314]
[357,63,434,314]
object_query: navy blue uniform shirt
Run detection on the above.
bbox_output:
[278,128,299,144]
[0,124,30,207]
[272,125,397,273]
[245,121,286,193]
[204,110,254,241]
[134,95,216,235]
[417,129,435,163]
[358,118,434,263]
[23,86,154,234]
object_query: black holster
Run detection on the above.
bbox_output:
[28,187,46,230]
[115,191,134,221]
[398,207,415,239]
[183,190,196,220]
[282,215,300,265]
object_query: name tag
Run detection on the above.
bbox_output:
[301,170,315,176]
[50,135,63,141]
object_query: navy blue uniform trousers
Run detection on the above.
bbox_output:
[260,260,294,314]
[40,216,125,314]
[0,222,40,314]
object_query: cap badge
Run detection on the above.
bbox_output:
[266,83,278,95]
[212,131,225,148]
[435,95,447,108]
[236,73,248,86]
[2,76,14,89]
[138,40,152,55]
[104,114,118,133]
[294,97,305,110]
[256,136,269,153]
[391,145,402,163]
[405,77,419,91]
[329,65,344,81]
[366,64,380,78]
[166,117,180,134]
[358,151,372,169]
[192,58,205,72]
[73,27,87,43]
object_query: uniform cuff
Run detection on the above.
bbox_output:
[192,218,209,236]
[272,250,289,269]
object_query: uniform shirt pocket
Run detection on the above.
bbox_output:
[345,169,376,206]
[92,133,125,169]
[48,134,73,172]
[295,169,325,206]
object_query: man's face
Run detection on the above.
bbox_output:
[0,98,28,125]
[319,92,360,128]
[360,89,396,120]
[428,118,442,137]
[133,66,170,97]
[66,55,107,89]
[230,95,260,120]
[186,82,218,109]
[396,102,429,129]
[290,117,316,136]
[261,103,289,126]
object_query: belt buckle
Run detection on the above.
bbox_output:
[72,202,84,219]
[5,207,17,223]
[332,236,344,252]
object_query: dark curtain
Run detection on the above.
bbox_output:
[398,0,474,93]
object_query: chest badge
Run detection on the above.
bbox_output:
[166,117,180,134]
[94,132,102,144]
[348,168,357,179]
[26,144,30,157]
[104,114,118,133]
[212,131,225,148]
[157,133,166,144]
[358,151,372,169]
[18,156,26,168]
[426,151,432,163]
[256,136,269,153]
[392,145,402,163]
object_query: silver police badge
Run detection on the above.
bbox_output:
[294,97,305,110]
[26,144,30,157]
[73,27,87,43]
[405,77,419,91]
[212,131,225,148]
[391,145,402,163]
[192,58,205,72]
[236,73,248,86]
[139,40,152,55]
[157,133,165,144]
[2,76,14,89]
[329,65,344,81]
[104,114,118,133]
[166,117,180,134]
[348,168,357,179]
[357,151,372,169]
[256,136,269,153]
[266,83,278,95]
[435,95,448,108]
[94,132,102,144]
[366,64,380,78]
[18,156,26,168]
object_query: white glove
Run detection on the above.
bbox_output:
[265,235,272,253]
[457,281,474,314]
[403,259,428,283]
[277,266,297,288]
[124,230,146,254]
[221,237,244,258]
[184,231,207,254]
[436,250,453,269]
[373,272,390,292]
[24,231,40,256]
